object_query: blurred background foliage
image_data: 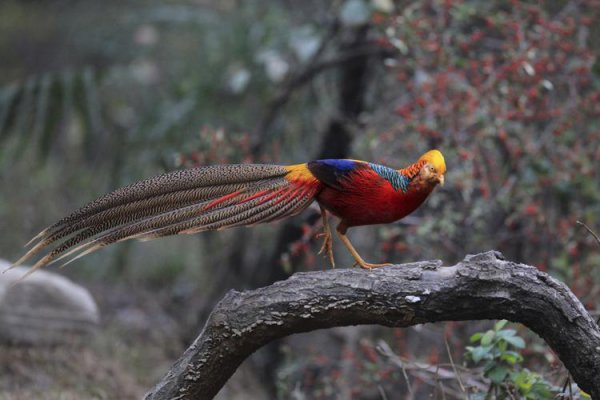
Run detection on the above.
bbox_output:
[0,0,598,398]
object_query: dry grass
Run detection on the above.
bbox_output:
[0,345,145,400]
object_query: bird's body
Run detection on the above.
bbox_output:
[307,159,436,227]
[11,150,446,276]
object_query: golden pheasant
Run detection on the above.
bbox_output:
[11,150,446,276]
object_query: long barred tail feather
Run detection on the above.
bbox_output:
[10,164,320,277]
[12,183,249,269]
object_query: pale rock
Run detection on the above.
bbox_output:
[0,259,99,345]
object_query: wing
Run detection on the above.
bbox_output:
[307,159,369,190]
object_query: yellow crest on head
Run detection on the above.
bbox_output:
[418,149,446,174]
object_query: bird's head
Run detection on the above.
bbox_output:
[417,149,446,187]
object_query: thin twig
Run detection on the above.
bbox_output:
[254,45,392,141]
[440,381,447,400]
[485,382,494,400]
[399,355,414,395]
[435,364,448,400]
[576,221,600,326]
[376,340,413,395]
[568,375,574,400]
[376,340,487,394]
[377,384,389,400]
[577,220,600,247]
[252,19,341,149]
[445,337,467,394]
[562,375,571,399]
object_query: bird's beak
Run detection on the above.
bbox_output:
[438,174,445,186]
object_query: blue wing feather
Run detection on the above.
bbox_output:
[307,159,363,189]
[318,159,357,170]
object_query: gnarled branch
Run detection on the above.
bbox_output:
[145,251,600,399]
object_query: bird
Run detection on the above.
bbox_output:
[10,149,446,277]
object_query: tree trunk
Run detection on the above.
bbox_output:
[145,251,600,399]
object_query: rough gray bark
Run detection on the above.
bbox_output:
[145,251,600,399]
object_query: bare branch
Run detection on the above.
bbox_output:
[145,251,600,399]
[253,42,394,145]
[577,220,600,247]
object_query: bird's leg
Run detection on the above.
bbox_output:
[317,205,335,268]
[335,222,393,270]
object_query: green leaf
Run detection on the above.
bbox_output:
[470,332,483,343]
[500,350,523,365]
[497,340,507,353]
[503,335,526,349]
[468,345,492,363]
[529,381,557,398]
[495,329,516,339]
[481,330,495,346]
[486,365,509,384]
[494,320,508,331]
[511,369,559,398]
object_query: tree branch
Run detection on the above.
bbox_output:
[145,251,600,399]
[252,44,393,146]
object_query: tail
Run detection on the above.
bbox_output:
[10,163,321,277]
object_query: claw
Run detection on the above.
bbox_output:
[317,233,330,254]
[317,228,335,267]
[336,222,394,270]
[356,262,393,270]
[318,205,336,268]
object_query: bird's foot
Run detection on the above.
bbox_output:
[317,231,335,268]
[354,261,394,270]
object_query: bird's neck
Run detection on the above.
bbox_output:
[397,160,436,195]
[398,160,426,180]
